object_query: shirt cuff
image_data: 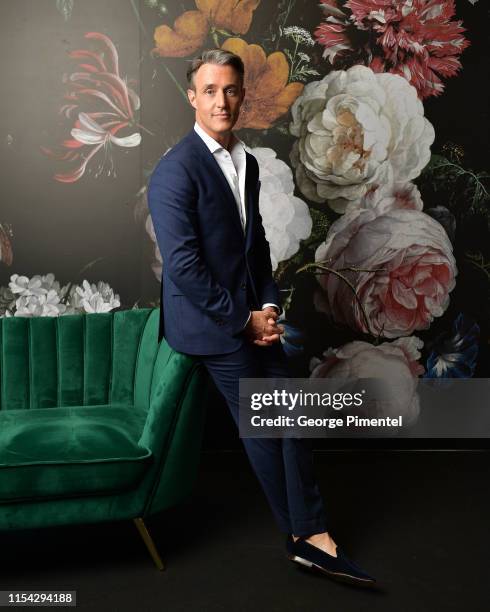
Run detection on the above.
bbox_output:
[241,310,252,331]
[262,303,280,315]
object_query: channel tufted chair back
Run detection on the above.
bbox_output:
[0,308,208,571]
[0,308,157,412]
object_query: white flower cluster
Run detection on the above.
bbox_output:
[66,280,121,314]
[283,26,315,46]
[0,273,120,318]
[246,146,313,271]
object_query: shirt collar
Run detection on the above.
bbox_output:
[194,121,245,156]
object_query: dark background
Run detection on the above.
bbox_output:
[0,1,488,450]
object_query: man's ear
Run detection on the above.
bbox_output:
[187,89,197,110]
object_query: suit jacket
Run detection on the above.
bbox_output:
[147,127,281,355]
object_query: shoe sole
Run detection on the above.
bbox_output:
[287,554,376,588]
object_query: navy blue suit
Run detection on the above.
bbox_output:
[148,127,327,536]
[148,128,280,354]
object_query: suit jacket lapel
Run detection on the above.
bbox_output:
[244,152,258,252]
[188,129,245,237]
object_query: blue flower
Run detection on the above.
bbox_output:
[425,206,456,243]
[424,313,480,378]
[279,317,305,358]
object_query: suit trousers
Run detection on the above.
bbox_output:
[198,341,328,537]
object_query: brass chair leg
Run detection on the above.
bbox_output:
[133,517,165,571]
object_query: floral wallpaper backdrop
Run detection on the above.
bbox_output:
[0,1,489,431]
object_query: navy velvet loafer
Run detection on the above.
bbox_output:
[286,535,376,587]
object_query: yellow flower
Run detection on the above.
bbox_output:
[196,0,260,36]
[153,11,208,58]
[153,0,260,58]
[222,38,304,130]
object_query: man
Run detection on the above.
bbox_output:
[148,49,375,586]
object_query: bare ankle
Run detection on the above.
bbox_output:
[292,532,331,542]
[308,532,330,543]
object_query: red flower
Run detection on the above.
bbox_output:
[314,0,470,99]
[42,32,142,183]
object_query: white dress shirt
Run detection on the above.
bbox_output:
[193,121,280,323]
[194,121,247,231]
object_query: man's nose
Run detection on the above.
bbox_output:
[216,90,228,109]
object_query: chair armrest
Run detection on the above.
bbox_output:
[138,341,205,459]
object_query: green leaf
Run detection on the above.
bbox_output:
[418,152,490,214]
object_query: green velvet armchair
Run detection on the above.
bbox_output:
[0,307,208,570]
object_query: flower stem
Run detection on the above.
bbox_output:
[129,0,148,37]
[161,61,188,102]
[276,0,296,50]
[129,0,188,104]
[137,123,155,137]
[296,261,375,337]
[60,282,74,305]
[289,38,299,82]
[211,29,220,48]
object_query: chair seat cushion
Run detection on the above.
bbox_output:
[0,405,152,503]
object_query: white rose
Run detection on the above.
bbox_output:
[289,65,435,212]
[246,146,312,270]
[310,336,424,426]
[345,181,424,213]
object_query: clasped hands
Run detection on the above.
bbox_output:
[244,307,284,347]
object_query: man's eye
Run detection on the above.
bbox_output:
[204,89,236,95]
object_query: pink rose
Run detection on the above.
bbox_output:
[310,337,425,425]
[314,183,457,338]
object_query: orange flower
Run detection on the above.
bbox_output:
[196,0,260,36]
[153,0,260,58]
[153,11,208,58]
[222,38,304,130]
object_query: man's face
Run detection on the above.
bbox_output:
[187,63,245,139]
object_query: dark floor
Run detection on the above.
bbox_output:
[1,450,489,612]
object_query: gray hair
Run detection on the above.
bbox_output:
[186,48,244,91]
